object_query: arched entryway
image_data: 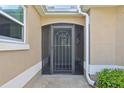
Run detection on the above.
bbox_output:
[42,23,84,74]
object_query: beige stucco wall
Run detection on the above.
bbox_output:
[90,7,117,65]
[0,6,41,86]
[116,6,124,66]
[90,6,124,66]
[41,16,85,26]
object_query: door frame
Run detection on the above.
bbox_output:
[50,25,75,74]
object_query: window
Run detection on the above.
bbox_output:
[44,5,78,13]
[0,5,25,43]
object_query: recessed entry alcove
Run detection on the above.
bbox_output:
[42,23,84,75]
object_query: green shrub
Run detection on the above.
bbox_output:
[96,69,124,88]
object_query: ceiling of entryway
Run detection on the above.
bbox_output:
[34,5,84,16]
[34,5,118,16]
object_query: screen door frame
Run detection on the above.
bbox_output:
[50,25,75,74]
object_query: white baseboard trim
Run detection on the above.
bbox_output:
[89,65,124,75]
[1,61,42,88]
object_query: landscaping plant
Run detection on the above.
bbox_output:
[96,69,124,88]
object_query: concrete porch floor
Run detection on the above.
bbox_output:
[24,72,91,88]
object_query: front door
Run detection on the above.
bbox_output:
[51,25,75,74]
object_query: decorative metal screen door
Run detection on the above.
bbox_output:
[51,25,75,74]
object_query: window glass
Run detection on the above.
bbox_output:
[0,14,23,40]
[0,5,23,23]
[46,5,78,12]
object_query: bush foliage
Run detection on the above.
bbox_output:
[96,69,124,88]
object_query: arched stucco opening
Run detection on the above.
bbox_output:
[41,16,85,26]
[41,23,84,74]
[42,22,85,27]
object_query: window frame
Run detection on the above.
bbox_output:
[0,5,26,44]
